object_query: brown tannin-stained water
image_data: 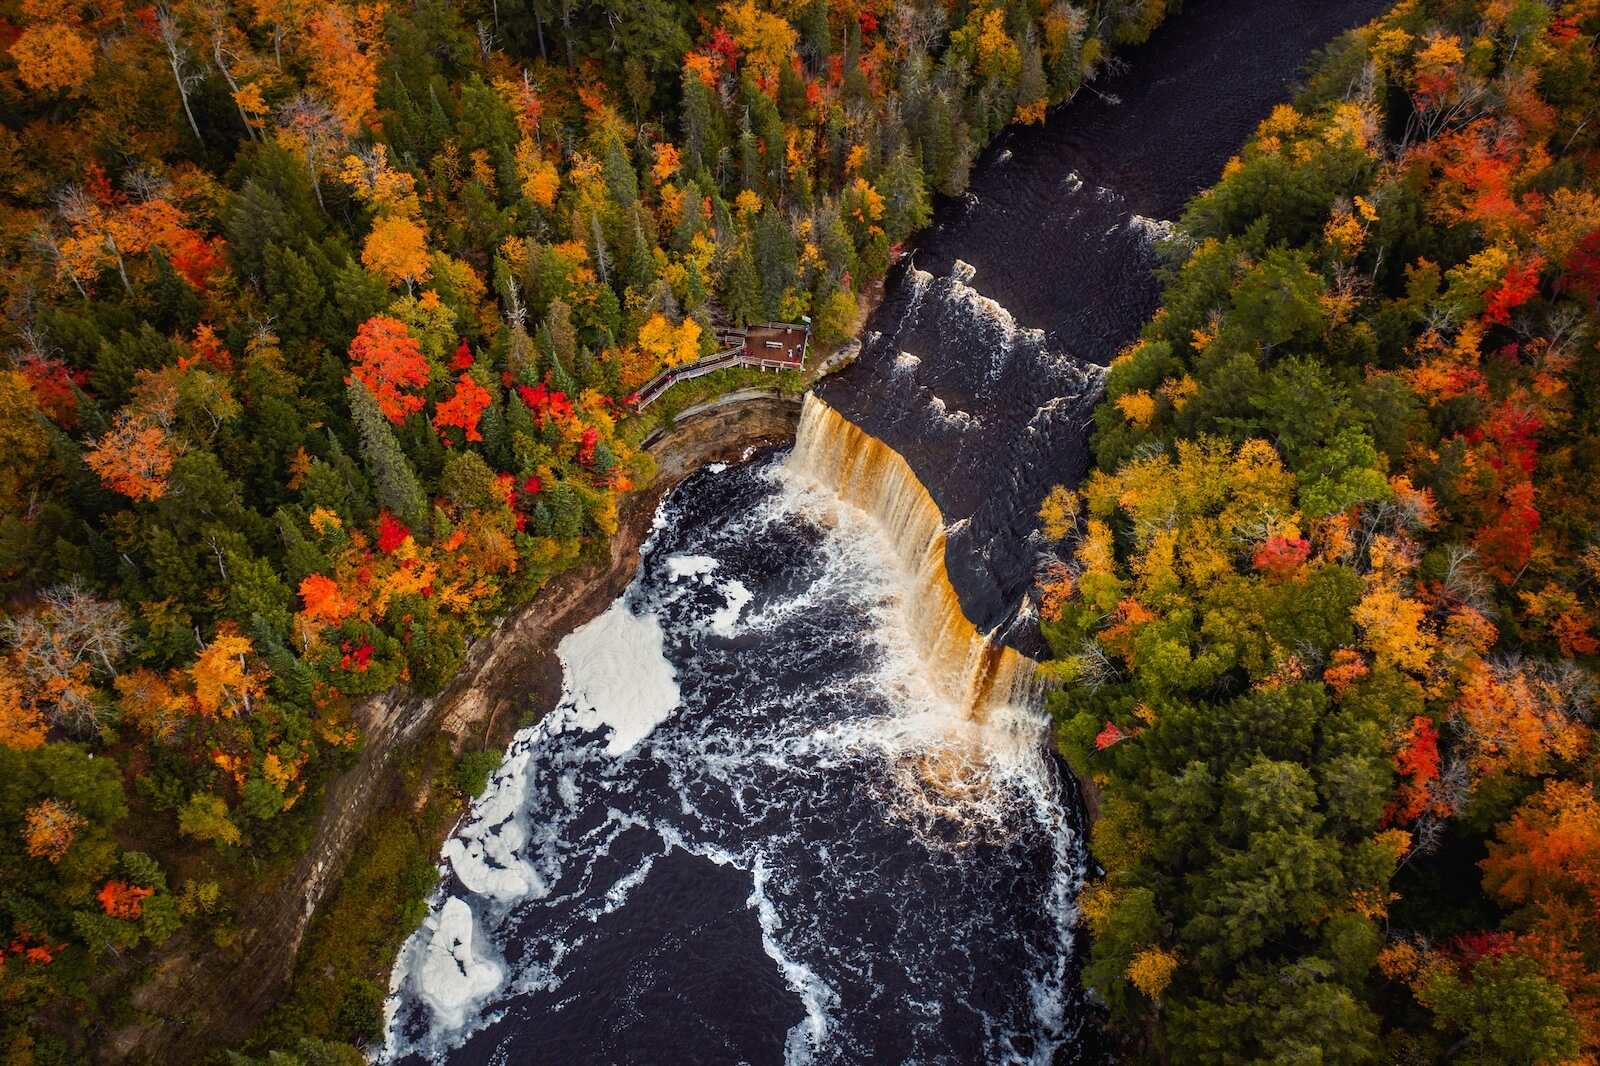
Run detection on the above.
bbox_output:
[382,1,1394,1062]
[785,395,1039,721]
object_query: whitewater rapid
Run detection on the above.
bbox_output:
[382,450,1087,1065]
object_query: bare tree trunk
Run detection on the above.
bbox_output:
[590,212,610,287]
[560,0,576,71]
[212,34,258,141]
[533,0,548,61]
[173,60,204,144]
[35,231,88,298]
[158,6,205,145]
[308,149,327,212]
[105,234,133,296]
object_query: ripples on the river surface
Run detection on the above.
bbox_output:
[382,454,1087,1066]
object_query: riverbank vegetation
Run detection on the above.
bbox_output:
[1042,0,1600,1061]
[0,0,1185,1058]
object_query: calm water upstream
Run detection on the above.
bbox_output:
[384,1,1393,1061]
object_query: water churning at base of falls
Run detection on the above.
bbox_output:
[381,418,1087,1065]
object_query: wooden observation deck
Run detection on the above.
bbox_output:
[632,320,811,411]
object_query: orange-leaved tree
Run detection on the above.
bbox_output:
[348,315,431,424]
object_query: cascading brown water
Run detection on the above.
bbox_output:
[784,394,1041,725]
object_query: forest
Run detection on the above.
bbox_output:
[1042,0,1600,1062]
[0,0,1182,1059]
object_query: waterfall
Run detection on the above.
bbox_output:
[785,393,1040,724]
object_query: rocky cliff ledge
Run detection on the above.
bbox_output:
[111,392,803,1063]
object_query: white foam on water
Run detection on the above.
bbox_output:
[558,599,681,756]
[664,553,719,580]
[556,771,580,808]
[383,455,1084,1064]
[1128,213,1175,244]
[444,825,540,901]
[710,579,753,636]
[437,749,545,902]
[753,858,840,1066]
[646,823,841,1066]
[415,896,505,1031]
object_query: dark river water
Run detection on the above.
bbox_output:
[385,453,1085,1064]
[819,0,1394,641]
[383,1,1392,1061]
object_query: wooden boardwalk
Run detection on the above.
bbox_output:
[632,321,809,411]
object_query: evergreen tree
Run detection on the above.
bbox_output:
[544,299,578,369]
[724,239,764,326]
[601,132,639,208]
[882,146,932,243]
[684,256,709,311]
[276,507,330,583]
[681,70,722,176]
[346,379,429,533]
[621,204,658,292]
[754,206,798,318]
[264,245,330,347]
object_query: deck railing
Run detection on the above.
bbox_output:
[633,331,806,411]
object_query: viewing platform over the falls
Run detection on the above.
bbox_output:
[631,321,811,411]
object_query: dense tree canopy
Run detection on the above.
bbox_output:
[1042,2,1600,1061]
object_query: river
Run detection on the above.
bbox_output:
[381,1,1391,1062]
[819,0,1395,640]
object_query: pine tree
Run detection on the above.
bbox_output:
[222,549,293,640]
[755,206,797,318]
[681,69,721,176]
[798,0,830,62]
[332,255,391,339]
[724,239,763,326]
[674,178,705,252]
[275,507,330,583]
[264,245,330,346]
[738,120,762,192]
[601,132,639,207]
[544,299,578,368]
[818,205,857,284]
[882,146,932,243]
[144,251,200,335]
[684,256,709,310]
[322,431,375,523]
[223,179,300,285]
[346,379,429,534]
[621,204,658,292]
